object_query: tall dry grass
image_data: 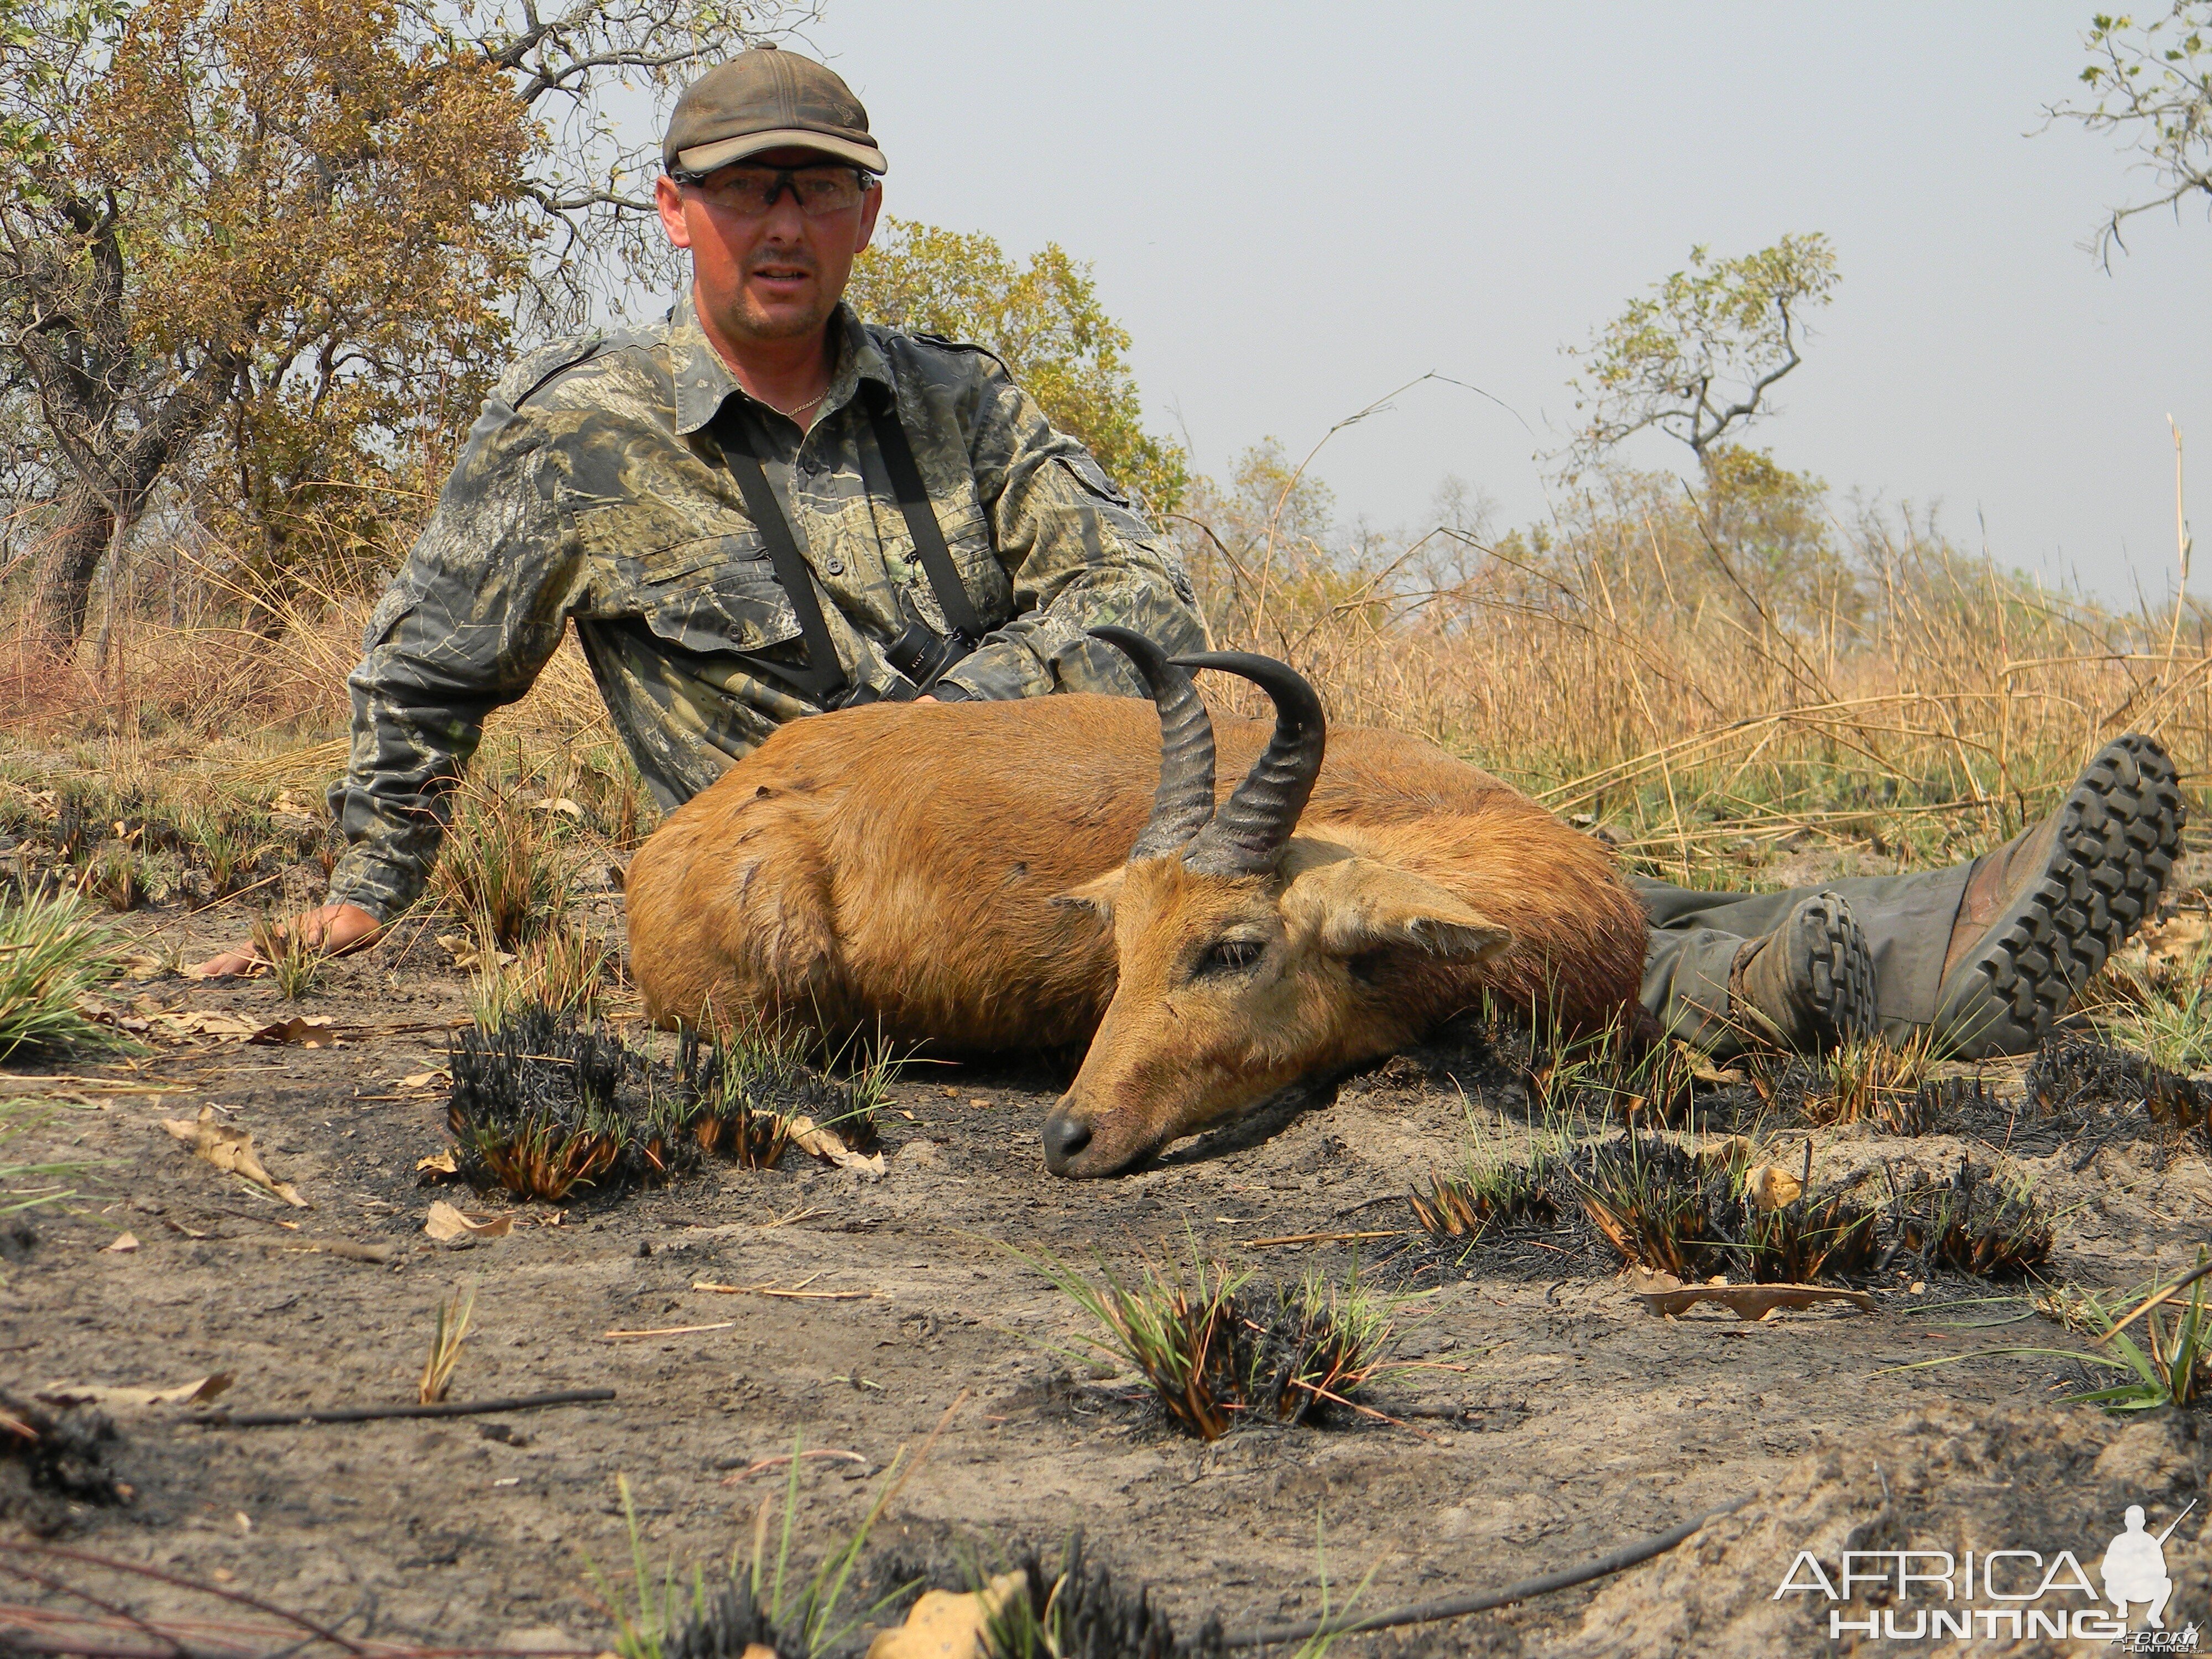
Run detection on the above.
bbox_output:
[1176,451,2207,886]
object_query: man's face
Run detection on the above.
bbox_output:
[655,147,881,349]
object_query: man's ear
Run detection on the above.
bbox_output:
[1050,865,1126,924]
[1281,854,1511,962]
[654,173,693,249]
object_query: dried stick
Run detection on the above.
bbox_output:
[0,1541,371,1654]
[191,1387,614,1428]
[1219,1493,1754,1647]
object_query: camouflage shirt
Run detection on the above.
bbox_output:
[325,291,1208,923]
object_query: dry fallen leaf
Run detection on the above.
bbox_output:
[103,1232,139,1254]
[37,1373,233,1409]
[437,933,516,973]
[248,1016,338,1048]
[424,1199,513,1241]
[1745,1164,1806,1212]
[2138,912,2211,969]
[1693,1134,1754,1174]
[529,796,585,820]
[401,1070,450,1090]
[864,1571,1026,1659]
[160,1107,309,1208]
[786,1116,886,1179]
[416,1149,461,1182]
[1633,1283,1875,1322]
[1680,1042,1747,1087]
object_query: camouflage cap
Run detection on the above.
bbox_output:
[662,45,887,177]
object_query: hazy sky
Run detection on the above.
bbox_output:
[753,2,2206,603]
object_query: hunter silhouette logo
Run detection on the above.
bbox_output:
[2103,1503,2192,1632]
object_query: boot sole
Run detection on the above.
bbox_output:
[1932,734,2187,1060]
[1797,891,1879,1051]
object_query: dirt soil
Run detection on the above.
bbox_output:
[6,881,2212,1658]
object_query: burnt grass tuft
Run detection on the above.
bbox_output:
[989,1533,1227,1659]
[2027,1035,2209,1140]
[1387,1129,2051,1289]
[444,1003,879,1203]
[0,1392,133,1536]
[1882,1156,2054,1278]
[1037,1249,1406,1443]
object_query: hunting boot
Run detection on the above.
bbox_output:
[1730,890,1880,1053]
[1931,733,2186,1059]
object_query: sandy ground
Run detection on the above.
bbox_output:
[4,882,2211,1657]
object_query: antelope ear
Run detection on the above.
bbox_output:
[1050,865,1127,922]
[1282,854,1511,962]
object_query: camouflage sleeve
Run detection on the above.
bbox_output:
[930,361,1208,703]
[323,401,583,922]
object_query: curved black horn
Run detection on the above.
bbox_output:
[1088,625,1218,860]
[1170,651,1327,876]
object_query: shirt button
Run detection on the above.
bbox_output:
[825,557,845,576]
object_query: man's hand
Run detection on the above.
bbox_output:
[194,902,383,978]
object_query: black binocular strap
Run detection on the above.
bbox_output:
[863,388,988,645]
[712,412,851,706]
[709,394,989,705]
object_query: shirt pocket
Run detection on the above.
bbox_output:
[927,496,1013,624]
[583,515,802,656]
[1054,451,1134,509]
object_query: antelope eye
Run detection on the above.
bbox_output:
[1203,938,1265,974]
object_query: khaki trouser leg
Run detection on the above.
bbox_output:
[1634,868,1971,1057]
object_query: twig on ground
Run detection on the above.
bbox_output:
[719,1448,870,1485]
[191,1387,615,1428]
[1219,1493,1755,1647]
[602,1322,735,1340]
[0,1541,373,1655]
[691,1280,874,1301]
[1246,1229,1407,1248]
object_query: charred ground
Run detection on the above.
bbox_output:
[4,849,2211,1657]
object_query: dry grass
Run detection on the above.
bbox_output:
[1177,460,2208,889]
[1799,1033,1939,1128]
[418,1284,476,1405]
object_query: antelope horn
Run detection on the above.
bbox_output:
[1171,651,1327,876]
[1088,626,1218,860]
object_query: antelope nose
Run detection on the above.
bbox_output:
[1041,1108,1092,1173]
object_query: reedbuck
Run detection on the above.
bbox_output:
[625,629,1647,1175]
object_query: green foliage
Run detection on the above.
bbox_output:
[848,216,1189,515]
[2052,5,2212,260]
[1566,233,1839,470]
[0,888,129,1057]
[2085,930,2212,1084]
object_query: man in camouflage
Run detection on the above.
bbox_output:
[202,45,2186,1067]
[201,44,1205,972]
